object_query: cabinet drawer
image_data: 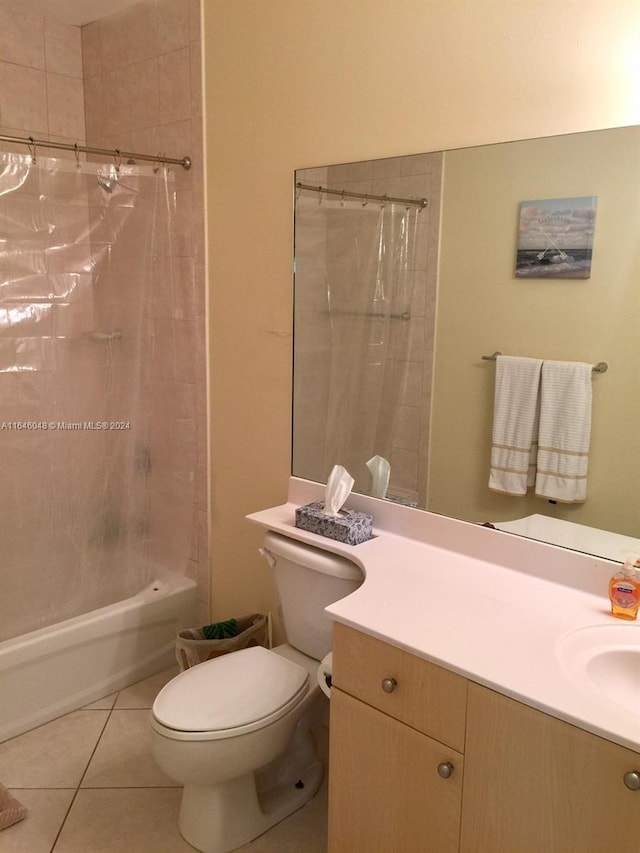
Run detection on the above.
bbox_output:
[332,623,467,751]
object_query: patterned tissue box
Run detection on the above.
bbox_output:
[294,501,373,546]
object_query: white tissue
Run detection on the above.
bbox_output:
[366,455,390,499]
[324,465,354,517]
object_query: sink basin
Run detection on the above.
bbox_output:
[556,624,640,716]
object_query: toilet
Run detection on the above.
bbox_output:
[149,531,363,853]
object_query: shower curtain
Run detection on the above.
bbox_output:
[0,153,195,642]
[293,191,420,500]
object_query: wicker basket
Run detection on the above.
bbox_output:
[175,613,270,670]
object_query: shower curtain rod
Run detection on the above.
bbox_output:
[0,133,191,170]
[296,181,427,208]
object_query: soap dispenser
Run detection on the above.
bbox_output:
[609,554,640,620]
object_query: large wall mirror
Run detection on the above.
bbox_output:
[292,126,640,562]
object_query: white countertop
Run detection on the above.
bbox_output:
[247,479,640,753]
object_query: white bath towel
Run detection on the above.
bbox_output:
[535,360,592,502]
[489,356,543,496]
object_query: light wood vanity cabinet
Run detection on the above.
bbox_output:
[328,624,640,853]
[460,683,640,853]
[328,624,467,853]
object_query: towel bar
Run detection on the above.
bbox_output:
[481,351,607,373]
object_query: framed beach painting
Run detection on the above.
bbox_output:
[515,196,597,279]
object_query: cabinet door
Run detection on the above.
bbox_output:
[461,683,640,853]
[328,688,463,853]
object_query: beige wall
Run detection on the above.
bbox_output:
[429,127,640,536]
[203,0,640,623]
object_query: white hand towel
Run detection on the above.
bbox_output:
[535,360,592,502]
[489,356,542,496]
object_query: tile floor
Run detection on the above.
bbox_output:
[0,667,328,852]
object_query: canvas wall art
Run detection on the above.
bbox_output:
[515,196,598,279]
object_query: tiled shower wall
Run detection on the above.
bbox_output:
[0,9,85,143]
[0,1,209,622]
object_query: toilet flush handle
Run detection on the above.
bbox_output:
[258,547,276,569]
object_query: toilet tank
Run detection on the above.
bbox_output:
[261,532,363,660]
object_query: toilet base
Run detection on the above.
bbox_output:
[177,727,324,853]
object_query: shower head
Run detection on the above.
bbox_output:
[97,168,118,194]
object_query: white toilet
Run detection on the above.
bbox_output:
[149,531,363,853]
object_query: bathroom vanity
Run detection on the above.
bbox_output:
[248,479,640,853]
[329,624,639,853]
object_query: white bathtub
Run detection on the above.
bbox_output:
[0,569,197,743]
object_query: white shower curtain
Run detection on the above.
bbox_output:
[0,153,194,642]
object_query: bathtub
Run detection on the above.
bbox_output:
[0,569,197,743]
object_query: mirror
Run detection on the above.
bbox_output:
[292,126,640,562]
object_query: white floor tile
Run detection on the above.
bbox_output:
[1,674,329,852]
[113,666,178,710]
[51,788,196,853]
[81,710,177,788]
[0,789,74,853]
[83,693,118,711]
[0,711,109,788]
[238,778,328,852]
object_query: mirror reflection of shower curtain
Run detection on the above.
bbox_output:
[294,193,419,499]
[0,154,195,642]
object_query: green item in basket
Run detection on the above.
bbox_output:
[201,618,238,640]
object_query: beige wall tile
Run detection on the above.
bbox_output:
[100,66,132,135]
[47,75,85,139]
[125,58,160,130]
[128,124,161,155]
[158,0,191,54]
[44,19,83,79]
[100,1,159,71]
[158,47,191,124]
[80,20,102,79]
[0,8,45,70]
[0,63,48,135]
[82,74,105,139]
[159,118,191,158]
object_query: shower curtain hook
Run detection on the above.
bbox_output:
[341,190,345,208]
[153,153,164,173]
[114,149,122,173]
[27,137,36,164]
[74,143,81,169]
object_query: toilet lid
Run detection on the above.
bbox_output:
[152,646,309,735]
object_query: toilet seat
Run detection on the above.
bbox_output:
[151,646,310,741]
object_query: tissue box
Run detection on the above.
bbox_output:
[295,501,373,546]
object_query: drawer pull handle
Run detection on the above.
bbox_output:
[437,762,454,779]
[624,771,640,790]
[381,677,397,693]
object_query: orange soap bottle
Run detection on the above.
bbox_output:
[609,554,640,620]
